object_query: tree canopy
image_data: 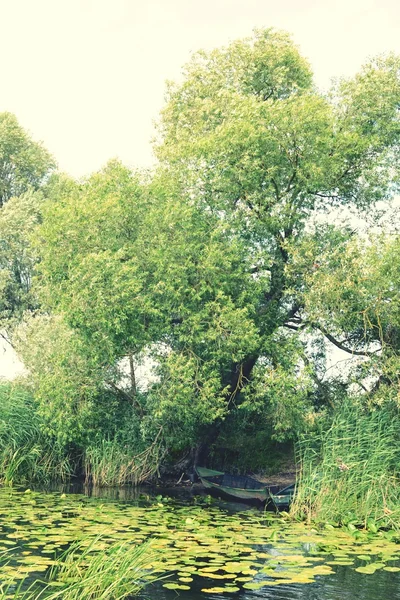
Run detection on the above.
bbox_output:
[0,112,55,207]
[5,29,400,470]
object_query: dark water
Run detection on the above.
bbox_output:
[0,483,399,600]
[143,566,400,600]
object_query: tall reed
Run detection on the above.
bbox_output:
[292,399,400,529]
[0,383,72,485]
[84,431,165,486]
[3,538,159,600]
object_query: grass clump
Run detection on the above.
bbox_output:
[0,381,164,487]
[0,382,72,485]
[45,538,158,600]
[84,428,165,487]
[292,399,400,530]
[3,538,158,600]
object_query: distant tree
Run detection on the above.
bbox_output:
[0,112,55,207]
[0,113,56,339]
[0,189,43,334]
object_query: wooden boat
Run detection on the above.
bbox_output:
[195,466,295,506]
[195,466,269,502]
[269,483,296,509]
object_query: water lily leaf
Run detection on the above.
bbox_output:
[355,563,384,574]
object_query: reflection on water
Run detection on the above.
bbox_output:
[40,480,203,502]
[0,484,399,600]
[145,565,400,600]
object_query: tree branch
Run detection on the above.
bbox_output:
[271,178,281,201]
[106,380,144,416]
[128,352,137,396]
[283,323,301,331]
[315,325,379,357]
[0,330,15,350]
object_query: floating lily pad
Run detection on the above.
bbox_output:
[0,486,398,596]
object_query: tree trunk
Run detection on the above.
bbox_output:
[128,352,137,396]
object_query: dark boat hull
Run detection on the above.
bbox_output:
[195,467,294,506]
[269,483,296,509]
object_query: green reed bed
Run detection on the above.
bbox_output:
[292,399,400,530]
[0,382,163,488]
[0,383,72,485]
[84,433,164,487]
[2,539,157,600]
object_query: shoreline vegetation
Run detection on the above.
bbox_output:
[1,380,399,533]
[1,539,159,600]
[0,29,399,600]
[291,400,400,531]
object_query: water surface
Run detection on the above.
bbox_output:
[0,485,399,599]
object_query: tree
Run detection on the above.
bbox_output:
[31,29,400,467]
[292,231,400,404]
[154,28,400,454]
[32,162,263,454]
[0,190,44,338]
[0,113,56,342]
[0,112,55,207]
[14,314,108,446]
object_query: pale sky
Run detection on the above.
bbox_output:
[0,0,399,178]
[1,0,399,379]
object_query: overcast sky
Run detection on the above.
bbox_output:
[0,0,399,178]
[1,0,399,379]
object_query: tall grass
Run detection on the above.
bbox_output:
[0,382,164,487]
[84,430,165,487]
[2,538,159,600]
[0,383,72,485]
[292,399,400,529]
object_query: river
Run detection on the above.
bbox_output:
[0,485,399,599]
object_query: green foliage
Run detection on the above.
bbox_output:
[36,161,152,361]
[159,31,400,220]
[0,382,71,484]
[0,113,55,340]
[289,230,400,405]
[0,112,55,207]
[0,189,44,329]
[329,54,400,206]
[292,399,400,529]
[239,334,314,441]
[294,232,400,348]
[14,315,110,446]
[10,30,400,473]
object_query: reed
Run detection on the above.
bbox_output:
[4,539,158,600]
[292,399,400,529]
[84,431,164,487]
[0,383,72,485]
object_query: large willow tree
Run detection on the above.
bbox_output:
[23,29,400,464]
